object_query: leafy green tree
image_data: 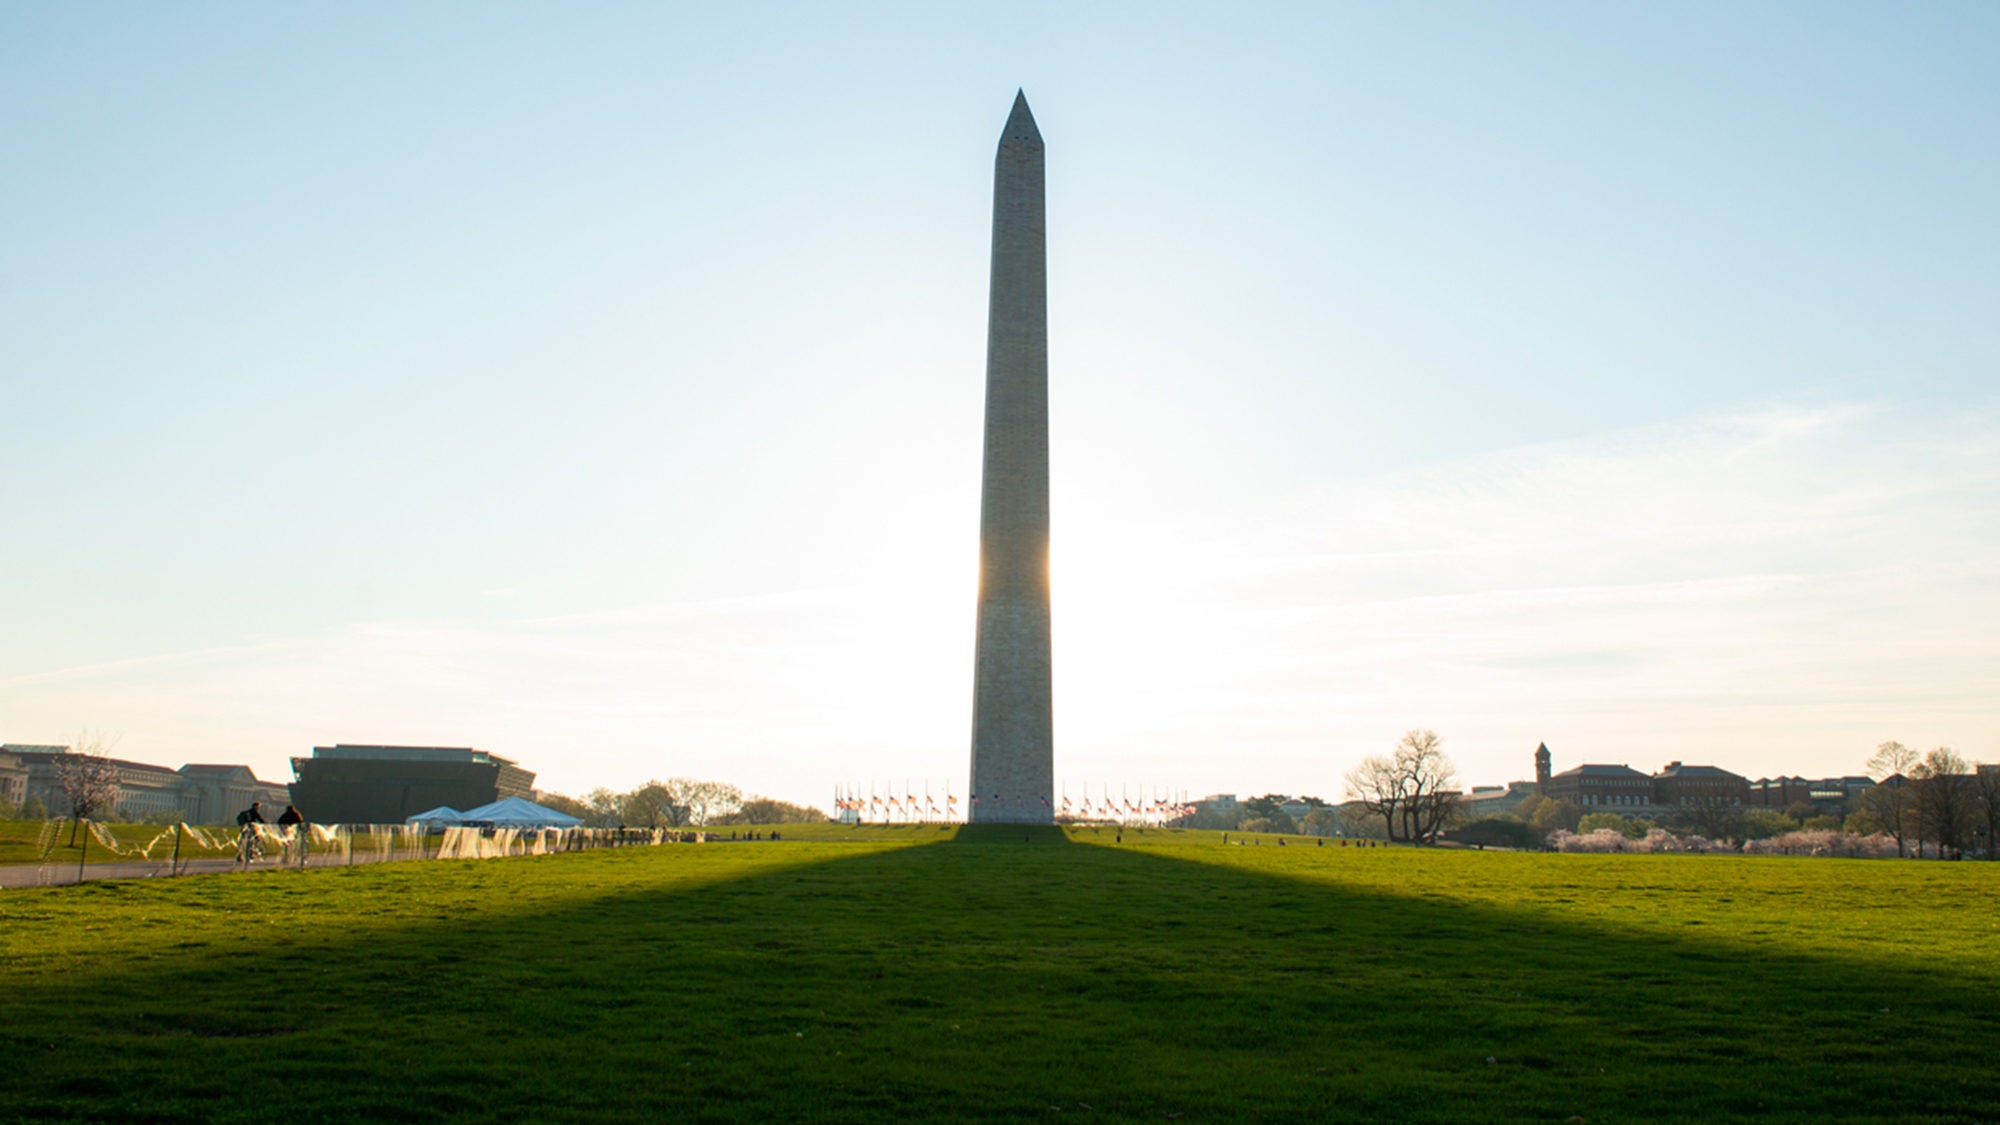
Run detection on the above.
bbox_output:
[726,798,828,825]
[1241,794,1288,821]
[1449,817,1541,849]
[1577,812,1628,835]
[1520,795,1582,834]
[1741,809,1795,840]
[1183,803,1242,831]
[621,783,680,829]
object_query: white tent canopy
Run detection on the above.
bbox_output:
[406,805,464,828]
[452,797,583,828]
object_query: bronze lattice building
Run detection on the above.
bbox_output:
[289,745,535,824]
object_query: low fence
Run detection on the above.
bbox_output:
[1,819,708,890]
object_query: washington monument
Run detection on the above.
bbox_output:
[968,91,1054,825]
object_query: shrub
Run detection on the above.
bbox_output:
[1446,818,1542,849]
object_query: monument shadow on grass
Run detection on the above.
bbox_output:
[3,835,1994,1124]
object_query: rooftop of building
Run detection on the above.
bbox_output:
[1550,764,1651,780]
[1654,761,1747,780]
[308,744,517,767]
[4,747,183,777]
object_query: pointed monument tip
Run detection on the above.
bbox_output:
[1000,89,1042,147]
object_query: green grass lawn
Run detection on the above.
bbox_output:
[0,819,243,867]
[2,826,1994,1123]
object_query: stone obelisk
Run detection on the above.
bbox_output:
[969,91,1054,825]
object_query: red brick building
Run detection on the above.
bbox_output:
[1545,763,1655,810]
[1652,762,1749,811]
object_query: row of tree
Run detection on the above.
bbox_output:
[1178,730,1468,841]
[1861,741,1999,859]
[534,779,827,829]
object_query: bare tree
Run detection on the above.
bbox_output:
[1972,767,2000,860]
[1343,730,1462,844]
[55,734,122,845]
[1864,740,1919,857]
[1914,747,1974,859]
[1396,730,1463,844]
[1345,753,1410,841]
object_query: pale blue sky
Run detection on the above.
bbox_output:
[4,3,1995,805]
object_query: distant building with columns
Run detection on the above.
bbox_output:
[3,745,288,822]
[0,748,28,809]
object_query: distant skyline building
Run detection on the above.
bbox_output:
[968,92,1055,825]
